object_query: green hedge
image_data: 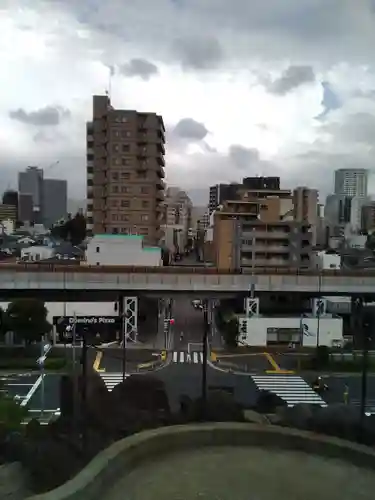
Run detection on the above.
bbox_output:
[0,357,68,370]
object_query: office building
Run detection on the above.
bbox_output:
[43,179,68,228]
[334,168,368,197]
[212,178,312,270]
[209,183,240,214]
[86,95,165,244]
[18,166,44,223]
[18,193,33,224]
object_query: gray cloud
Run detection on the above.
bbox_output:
[173,118,209,141]
[322,112,375,145]
[268,65,315,95]
[229,145,260,170]
[173,36,223,70]
[119,58,159,80]
[9,106,71,126]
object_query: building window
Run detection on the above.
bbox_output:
[87,179,93,186]
[112,227,119,234]
[113,130,121,138]
[121,116,128,123]
[112,144,120,153]
[112,186,119,193]
[121,157,130,165]
[121,200,130,208]
[112,214,119,221]
[121,172,130,180]
[137,171,147,179]
[112,172,119,180]
[111,199,118,207]
[142,200,149,208]
[113,158,121,165]
[140,186,149,194]
[96,246,100,253]
[121,134,130,141]
[141,214,149,222]
[121,186,130,194]
[121,214,129,221]
[121,227,129,233]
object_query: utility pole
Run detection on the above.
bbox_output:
[201,300,209,420]
[118,296,127,383]
[359,299,369,441]
[81,328,88,455]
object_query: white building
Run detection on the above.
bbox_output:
[315,251,341,270]
[85,234,162,266]
[334,168,368,197]
[20,245,54,261]
[238,315,343,348]
[0,219,15,235]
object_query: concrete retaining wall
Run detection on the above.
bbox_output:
[26,423,375,500]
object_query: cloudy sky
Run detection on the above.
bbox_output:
[2,0,375,205]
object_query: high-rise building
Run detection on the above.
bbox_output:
[18,193,33,224]
[209,183,240,214]
[293,187,319,244]
[18,166,44,223]
[86,95,165,244]
[43,179,68,228]
[334,168,368,197]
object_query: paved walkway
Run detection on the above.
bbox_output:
[106,446,375,500]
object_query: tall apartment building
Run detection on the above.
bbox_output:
[209,183,240,214]
[18,166,44,223]
[334,168,368,197]
[86,95,166,244]
[212,178,312,270]
[293,187,318,245]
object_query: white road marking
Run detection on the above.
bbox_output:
[21,376,43,407]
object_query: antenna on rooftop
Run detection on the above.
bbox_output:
[106,65,115,101]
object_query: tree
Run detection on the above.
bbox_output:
[0,390,28,432]
[51,212,86,246]
[6,299,51,345]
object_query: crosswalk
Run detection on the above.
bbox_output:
[100,372,131,391]
[172,351,204,364]
[252,374,328,407]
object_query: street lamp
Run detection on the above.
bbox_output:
[36,341,51,418]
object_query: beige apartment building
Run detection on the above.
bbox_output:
[86,95,166,245]
[212,182,312,270]
[293,186,319,245]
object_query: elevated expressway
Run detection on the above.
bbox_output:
[0,264,374,297]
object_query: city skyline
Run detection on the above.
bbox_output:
[2,2,375,201]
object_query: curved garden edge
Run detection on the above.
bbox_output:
[26,422,375,500]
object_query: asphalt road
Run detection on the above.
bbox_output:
[171,297,205,351]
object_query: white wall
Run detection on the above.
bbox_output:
[239,316,343,347]
[20,246,54,261]
[0,301,118,324]
[316,251,341,269]
[85,235,162,266]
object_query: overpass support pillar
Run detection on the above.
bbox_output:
[244,297,259,318]
[120,296,138,343]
